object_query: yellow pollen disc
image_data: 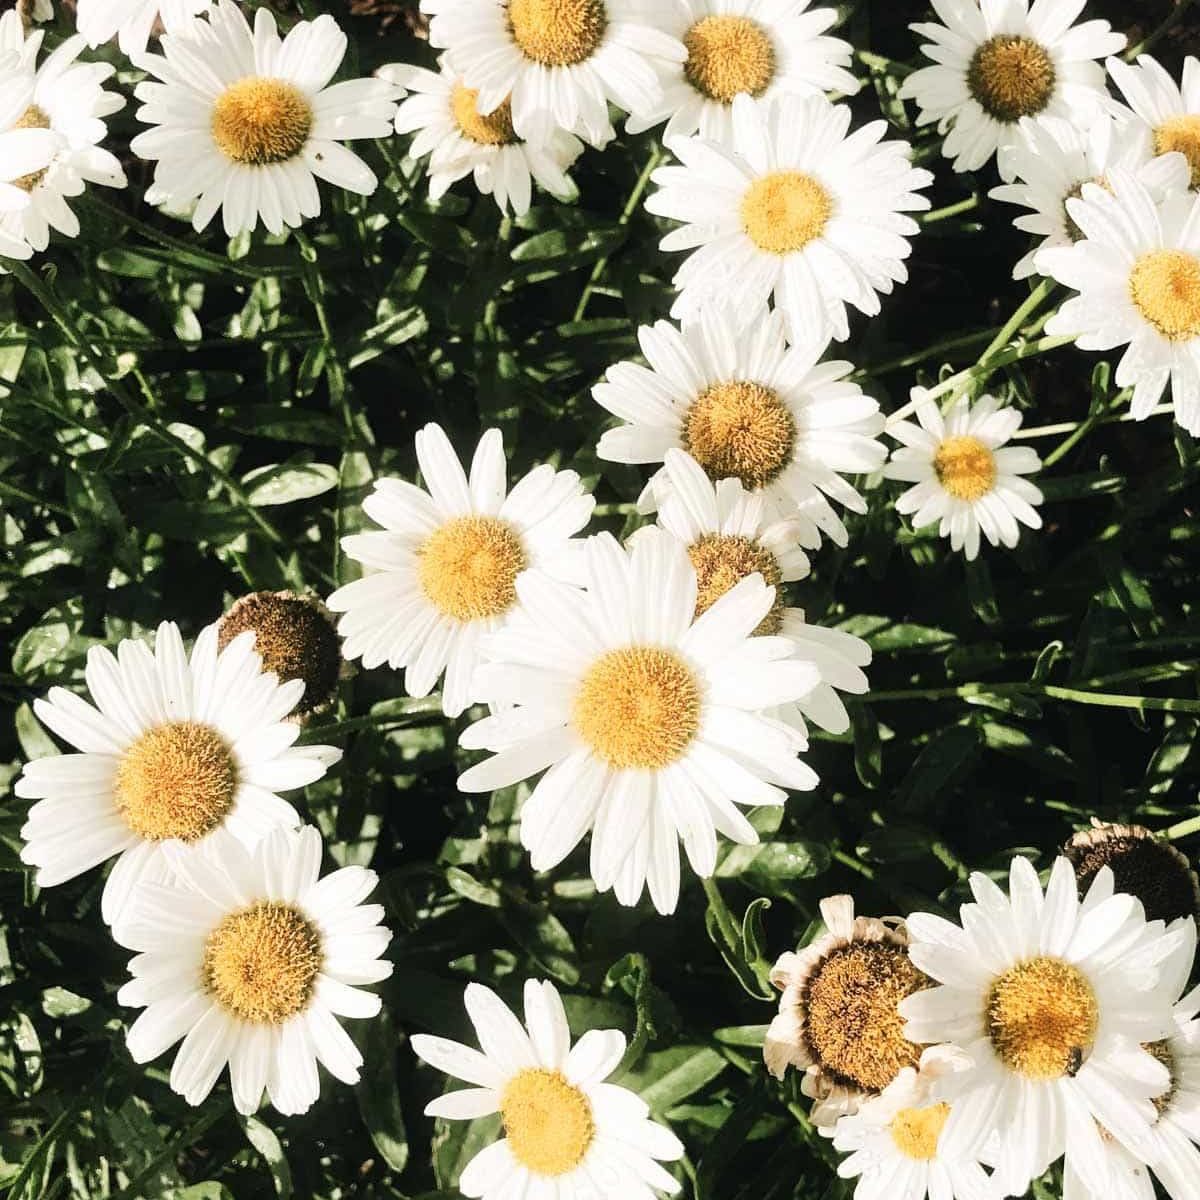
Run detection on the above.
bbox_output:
[451,84,518,145]
[114,721,237,843]
[987,956,1098,1080]
[1145,1039,1178,1117]
[967,35,1056,123]
[211,78,313,166]
[1154,115,1200,189]
[202,902,323,1024]
[889,1103,951,1161]
[688,533,783,633]
[933,435,997,502]
[417,515,527,622]
[741,170,833,255]
[508,0,607,67]
[683,380,797,490]
[1129,249,1200,342]
[500,1068,596,1176]
[573,647,702,770]
[683,15,776,103]
[13,104,51,192]
[804,942,927,1092]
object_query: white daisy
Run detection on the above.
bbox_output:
[899,855,1191,1197]
[898,0,1125,178]
[1107,54,1200,192]
[384,60,583,216]
[327,423,594,719]
[1042,169,1200,436]
[425,0,685,149]
[457,528,823,915]
[625,0,859,142]
[883,392,1043,561]
[16,620,341,930]
[647,92,932,344]
[991,113,1191,279]
[130,0,399,237]
[114,825,392,1116]
[0,59,57,259]
[75,0,211,57]
[413,979,683,1198]
[594,305,887,547]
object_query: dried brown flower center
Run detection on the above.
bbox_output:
[967,35,1056,123]
[688,533,783,633]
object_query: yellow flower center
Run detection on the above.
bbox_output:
[987,957,1098,1080]
[451,84,518,146]
[13,104,51,192]
[683,15,776,103]
[500,1068,596,1176]
[573,647,702,770]
[889,1103,950,1160]
[114,721,238,843]
[417,515,527,623]
[202,902,323,1024]
[1129,249,1200,342]
[1154,115,1200,189]
[508,0,607,67]
[683,380,797,490]
[933,435,997,501]
[688,534,783,634]
[967,35,1056,123]
[211,78,313,166]
[741,170,833,255]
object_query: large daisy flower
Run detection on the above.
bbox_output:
[1107,54,1200,191]
[625,0,859,142]
[593,305,887,546]
[1042,170,1200,436]
[899,855,1190,1197]
[114,825,392,1116]
[883,392,1044,561]
[384,60,583,217]
[412,979,684,1198]
[647,93,932,343]
[425,0,685,148]
[16,621,341,930]
[75,0,211,56]
[0,59,57,260]
[457,528,822,915]
[898,0,1125,177]
[130,1,398,237]
[327,423,594,719]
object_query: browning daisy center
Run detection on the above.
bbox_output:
[741,170,833,255]
[933,435,996,501]
[451,84,518,145]
[508,0,607,67]
[212,78,314,165]
[1154,115,1200,189]
[13,104,51,191]
[1129,249,1200,342]
[500,1068,596,1176]
[417,515,527,622]
[1145,1038,1178,1116]
[683,380,796,490]
[967,35,1056,123]
[889,1102,950,1160]
[688,533,783,633]
[684,15,776,103]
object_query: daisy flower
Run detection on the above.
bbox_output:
[384,61,583,216]
[883,392,1044,561]
[0,65,57,259]
[1108,54,1200,191]
[991,114,1191,279]
[593,305,887,547]
[130,1,399,237]
[413,979,683,1198]
[75,0,211,56]
[425,0,685,149]
[766,895,929,1130]
[327,423,594,719]
[898,0,1125,177]
[625,0,859,142]
[16,620,341,930]
[1042,170,1200,436]
[899,855,1191,1197]
[457,528,823,915]
[647,93,932,343]
[114,825,392,1116]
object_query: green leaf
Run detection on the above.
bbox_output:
[355,1010,408,1174]
[244,462,339,506]
[241,1116,292,1197]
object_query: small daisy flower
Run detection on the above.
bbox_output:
[114,825,392,1116]
[898,0,1126,178]
[1107,54,1200,191]
[412,979,684,1198]
[327,423,594,719]
[16,620,341,929]
[594,305,887,547]
[899,855,1191,1197]
[883,392,1043,562]
[425,0,685,149]
[0,105,57,259]
[1042,169,1200,436]
[647,93,932,343]
[625,0,859,142]
[384,61,583,216]
[458,528,824,915]
[766,895,929,1129]
[75,0,211,56]
[130,0,399,237]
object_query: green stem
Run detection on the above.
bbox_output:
[865,679,1200,714]
[702,876,741,953]
[833,849,876,880]
[919,195,980,224]
[1126,0,1197,58]
[855,328,995,380]
[857,50,915,77]
[296,231,352,438]
[1164,814,1200,842]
